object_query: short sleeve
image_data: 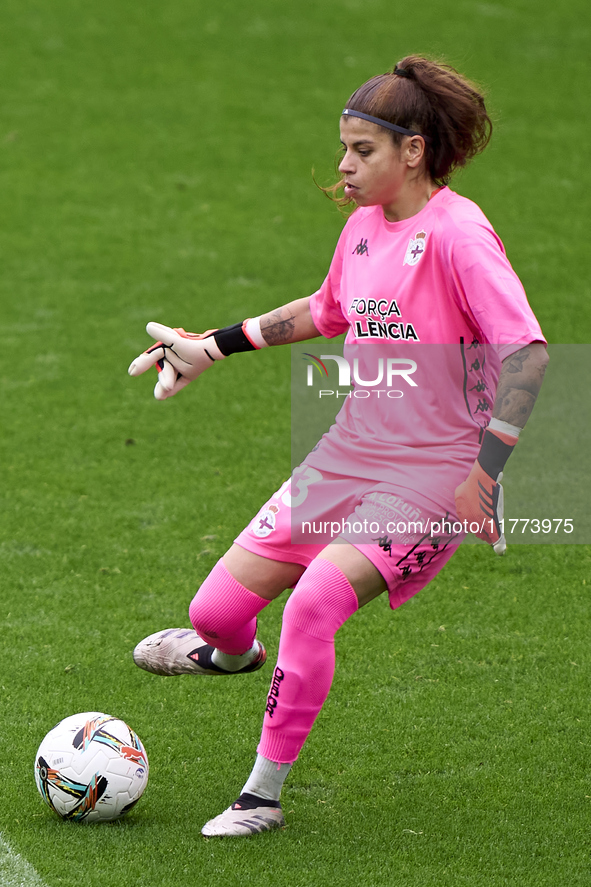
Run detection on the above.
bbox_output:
[309,227,349,339]
[449,223,546,360]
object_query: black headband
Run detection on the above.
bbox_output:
[341,108,432,142]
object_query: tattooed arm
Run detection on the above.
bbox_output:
[492,342,549,428]
[128,296,321,399]
[260,297,320,346]
[455,342,548,554]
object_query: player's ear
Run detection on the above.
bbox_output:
[405,135,426,169]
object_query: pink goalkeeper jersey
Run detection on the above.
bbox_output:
[306,187,546,507]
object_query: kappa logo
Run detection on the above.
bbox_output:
[253,503,280,538]
[403,230,427,266]
[352,237,369,256]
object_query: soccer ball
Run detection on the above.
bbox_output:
[34,712,149,822]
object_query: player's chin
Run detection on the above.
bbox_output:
[345,188,376,208]
[344,184,362,202]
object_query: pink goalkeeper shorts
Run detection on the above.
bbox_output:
[234,466,463,610]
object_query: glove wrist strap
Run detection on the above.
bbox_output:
[212,317,267,356]
[477,427,519,481]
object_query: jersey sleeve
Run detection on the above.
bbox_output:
[309,225,349,338]
[449,222,546,361]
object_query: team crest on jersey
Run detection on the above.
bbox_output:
[253,504,279,538]
[403,231,427,267]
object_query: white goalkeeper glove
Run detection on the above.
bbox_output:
[128,322,224,400]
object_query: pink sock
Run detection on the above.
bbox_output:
[189,560,270,655]
[257,559,358,764]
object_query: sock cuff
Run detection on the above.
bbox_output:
[189,559,270,638]
[240,754,293,801]
[282,559,358,639]
[215,559,272,607]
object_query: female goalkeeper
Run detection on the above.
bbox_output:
[129,55,548,837]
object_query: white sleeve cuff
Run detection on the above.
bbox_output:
[242,316,268,349]
[488,417,522,437]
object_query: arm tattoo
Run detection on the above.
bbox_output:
[260,308,296,346]
[493,345,548,427]
[504,347,530,375]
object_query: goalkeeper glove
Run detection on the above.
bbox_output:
[128,323,224,400]
[128,318,266,400]
[454,419,520,556]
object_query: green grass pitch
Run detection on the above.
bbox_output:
[1,0,590,885]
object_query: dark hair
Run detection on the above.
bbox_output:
[322,55,492,205]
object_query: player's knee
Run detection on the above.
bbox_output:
[282,559,358,639]
[188,591,220,639]
[188,565,232,639]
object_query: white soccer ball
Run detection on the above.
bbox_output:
[34,712,149,822]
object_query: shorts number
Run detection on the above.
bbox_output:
[280,466,323,508]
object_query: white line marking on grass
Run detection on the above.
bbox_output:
[0,834,48,887]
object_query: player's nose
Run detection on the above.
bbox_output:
[338,150,355,174]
